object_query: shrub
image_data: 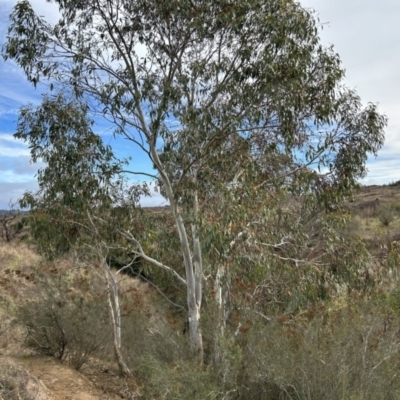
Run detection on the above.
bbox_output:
[122,309,189,367]
[378,205,396,226]
[17,274,112,370]
[121,307,223,398]
[231,305,400,400]
[136,355,220,400]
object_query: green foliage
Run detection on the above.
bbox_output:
[117,290,222,398]
[17,273,112,370]
[136,356,220,400]
[13,93,136,259]
[200,187,370,316]
[134,210,187,305]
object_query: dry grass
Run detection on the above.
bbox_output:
[0,240,40,273]
[0,240,44,358]
[349,185,400,243]
[0,359,51,400]
[355,184,400,203]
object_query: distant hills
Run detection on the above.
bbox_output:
[0,210,29,216]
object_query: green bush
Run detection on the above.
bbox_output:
[122,307,189,365]
[136,355,220,400]
[117,295,400,399]
[17,274,112,370]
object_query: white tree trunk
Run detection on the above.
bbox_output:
[214,265,227,335]
[152,153,204,361]
[190,189,204,362]
[213,264,230,369]
[188,302,203,361]
[101,258,131,376]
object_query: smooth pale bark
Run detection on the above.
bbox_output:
[189,189,204,361]
[188,303,203,360]
[191,190,203,309]
[148,147,204,360]
[85,213,131,375]
[213,264,229,369]
[213,219,242,368]
[214,265,227,334]
[101,258,131,376]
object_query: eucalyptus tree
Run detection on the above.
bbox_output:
[3,0,387,361]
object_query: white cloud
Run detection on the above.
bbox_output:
[0,84,40,108]
[0,170,37,183]
[30,0,61,23]
[140,192,169,207]
[300,0,400,184]
[361,158,400,186]
[0,134,22,144]
[0,134,30,157]
[0,146,29,157]
[0,155,44,176]
[0,181,38,209]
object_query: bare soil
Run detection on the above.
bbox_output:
[3,356,121,400]
[0,243,142,400]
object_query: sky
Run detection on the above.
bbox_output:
[0,0,399,209]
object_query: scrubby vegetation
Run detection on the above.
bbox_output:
[0,361,46,400]
[18,274,112,370]
[2,183,400,399]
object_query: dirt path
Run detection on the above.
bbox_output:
[10,356,123,400]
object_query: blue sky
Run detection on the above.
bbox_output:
[0,0,399,209]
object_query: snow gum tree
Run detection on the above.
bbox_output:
[3,0,387,362]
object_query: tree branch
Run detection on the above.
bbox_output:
[118,229,187,285]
